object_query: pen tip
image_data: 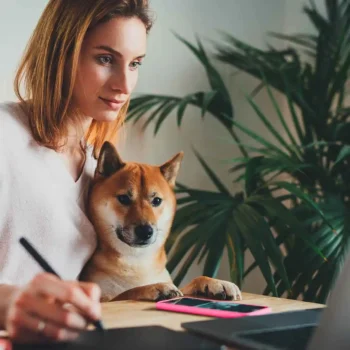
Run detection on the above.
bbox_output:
[95,320,105,331]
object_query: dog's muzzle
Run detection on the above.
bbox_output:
[116,224,155,247]
[134,224,153,242]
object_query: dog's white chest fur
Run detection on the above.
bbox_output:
[80,250,172,301]
[103,268,171,298]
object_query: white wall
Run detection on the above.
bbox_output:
[0,0,324,293]
[120,0,297,293]
[0,0,48,102]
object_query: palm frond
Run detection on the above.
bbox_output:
[126,0,350,303]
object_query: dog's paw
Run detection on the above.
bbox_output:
[111,282,183,302]
[181,276,242,301]
[150,283,183,301]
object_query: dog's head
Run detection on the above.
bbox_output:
[88,141,183,256]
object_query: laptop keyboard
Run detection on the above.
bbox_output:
[239,325,316,350]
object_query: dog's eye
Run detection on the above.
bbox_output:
[117,195,132,206]
[151,197,162,207]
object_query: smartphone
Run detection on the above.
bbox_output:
[156,297,271,318]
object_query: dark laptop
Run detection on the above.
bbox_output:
[12,325,225,350]
[183,251,350,350]
[182,308,323,350]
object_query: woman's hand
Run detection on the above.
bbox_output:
[5,273,101,343]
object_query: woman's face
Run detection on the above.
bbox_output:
[72,16,147,122]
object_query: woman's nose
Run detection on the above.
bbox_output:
[110,69,133,95]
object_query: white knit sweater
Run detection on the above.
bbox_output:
[0,102,97,285]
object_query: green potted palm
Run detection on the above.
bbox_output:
[127,0,350,303]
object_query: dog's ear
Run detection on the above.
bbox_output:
[95,141,125,178]
[159,151,184,187]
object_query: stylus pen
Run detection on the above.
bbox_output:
[19,237,105,332]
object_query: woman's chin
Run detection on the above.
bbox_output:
[93,111,120,123]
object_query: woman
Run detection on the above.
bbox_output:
[0,0,152,342]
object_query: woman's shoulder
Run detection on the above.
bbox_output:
[0,101,30,126]
[0,101,31,141]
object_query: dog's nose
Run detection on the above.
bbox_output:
[135,225,154,241]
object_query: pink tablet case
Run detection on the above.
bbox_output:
[156,297,271,318]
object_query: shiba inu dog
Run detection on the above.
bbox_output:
[80,141,241,302]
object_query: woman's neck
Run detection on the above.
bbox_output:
[56,117,91,181]
[60,116,92,153]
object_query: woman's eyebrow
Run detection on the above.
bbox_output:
[93,45,146,59]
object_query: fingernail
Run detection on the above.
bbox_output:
[90,305,101,319]
[71,313,87,329]
[65,331,79,341]
[59,329,79,341]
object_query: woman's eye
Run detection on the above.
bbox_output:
[97,56,113,65]
[130,61,142,70]
[117,195,132,206]
[151,197,162,207]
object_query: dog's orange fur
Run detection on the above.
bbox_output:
[80,142,241,302]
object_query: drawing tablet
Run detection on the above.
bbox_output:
[12,325,225,350]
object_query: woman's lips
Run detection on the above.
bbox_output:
[99,97,125,110]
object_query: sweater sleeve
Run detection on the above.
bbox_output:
[0,102,34,285]
[0,108,5,180]
[0,105,12,285]
[0,103,7,215]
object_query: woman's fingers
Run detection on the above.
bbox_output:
[6,307,79,342]
[14,291,87,331]
[29,273,101,321]
[77,281,101,302]
[5,273,102,343]
[64,282,102,322]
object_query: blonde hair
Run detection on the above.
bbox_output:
[14,0,153,158]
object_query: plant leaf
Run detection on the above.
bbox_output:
[192,148,231,196]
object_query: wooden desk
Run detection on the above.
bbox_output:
[0,292,324,348]
[102,293,324,349]
[102,292,324,331]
